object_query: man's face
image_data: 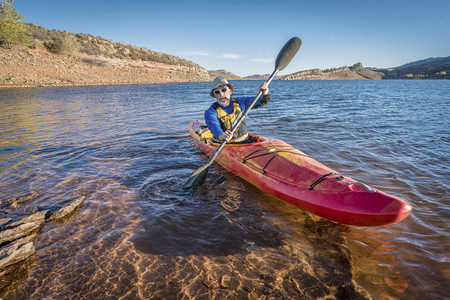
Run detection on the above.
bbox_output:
[213,85,232,106]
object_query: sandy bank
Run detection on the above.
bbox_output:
[0,46,211,88]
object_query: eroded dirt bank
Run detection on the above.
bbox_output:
[0,46,211,88]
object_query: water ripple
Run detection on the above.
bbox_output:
[0,81,448,299]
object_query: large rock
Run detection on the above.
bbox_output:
[0,218,12,226]
[0,194,86,292]
[0,221,41,245]
[0,210,49,245]
[50,196,85,221]
[8,210,50,228]
[0,238,35,271]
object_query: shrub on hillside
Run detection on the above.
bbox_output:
[350,62,363,70]
[44,32,76,54]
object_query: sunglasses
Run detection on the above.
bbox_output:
[213,87,228,95]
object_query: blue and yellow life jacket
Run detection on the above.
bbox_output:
[212,98,248,143]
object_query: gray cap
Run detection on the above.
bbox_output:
[210,76,234,97]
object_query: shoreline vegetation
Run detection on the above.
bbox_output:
[1,24,448,88]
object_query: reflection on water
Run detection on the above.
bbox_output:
[0,81,449,299]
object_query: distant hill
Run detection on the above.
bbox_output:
[207,71,272,81]
[243,74,271,80]
[208,69,242,80]
[377,56,449,79]
[279,58,449,80]
[397,56,449,68]
[279,63,384,80]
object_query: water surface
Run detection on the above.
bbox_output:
[0,80,448,299]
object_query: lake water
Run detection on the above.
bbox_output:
[0,80,448,299]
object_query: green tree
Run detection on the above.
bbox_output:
[0,0,32,48]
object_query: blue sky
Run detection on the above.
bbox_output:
[14,0,450,77]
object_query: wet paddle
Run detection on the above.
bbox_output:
[182,37,302,189]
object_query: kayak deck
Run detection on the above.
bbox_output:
[188,120,412,226]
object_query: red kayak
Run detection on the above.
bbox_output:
[188,120,412,226]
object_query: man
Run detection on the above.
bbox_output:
[204,76,270,143]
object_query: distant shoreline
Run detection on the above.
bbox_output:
[1,46,448,89]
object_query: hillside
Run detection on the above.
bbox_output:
[1,23,448,87]
[377,56,450,79]
[0,24,211,88]
[279,58,450,80]
[244,74,271,80]
[279,63,384,80]
[207,69,242,80]
[207,71,271,81]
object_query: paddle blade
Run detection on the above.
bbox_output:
[275,37,302,72]
[182,164,209,189]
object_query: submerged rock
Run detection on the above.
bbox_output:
[8,210,51,228]
[1,192,40,209]
[0,195,86,272]
[0,193,87,300]
[49,196,85,221]
[0,222,42,245]
[0,210,49,245]
[0,238,35,271]
[0,218,12,226]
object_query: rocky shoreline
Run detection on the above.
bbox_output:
[0,193,85,296]
[0,45,211,88]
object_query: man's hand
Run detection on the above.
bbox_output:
[259,82,269,95]
[218,130,236,142]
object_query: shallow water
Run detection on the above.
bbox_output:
[0,80,448,299]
